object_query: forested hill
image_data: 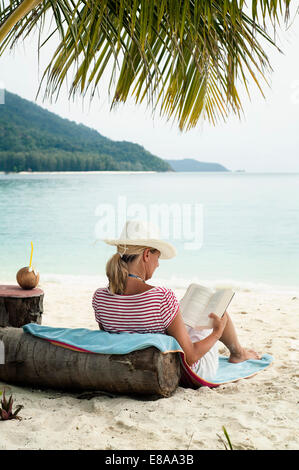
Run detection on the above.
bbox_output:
[0,91,172,172]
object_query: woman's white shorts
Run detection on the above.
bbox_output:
[186,325,219,382]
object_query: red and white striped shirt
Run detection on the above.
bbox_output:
[92,286,180,334]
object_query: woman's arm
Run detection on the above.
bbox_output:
[166,309,228,366]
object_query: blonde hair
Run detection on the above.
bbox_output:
[106,244,159,295]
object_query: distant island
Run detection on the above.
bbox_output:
[0,91,172,173]
[164,158,230,172]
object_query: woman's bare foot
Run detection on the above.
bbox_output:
[229,347,262,363]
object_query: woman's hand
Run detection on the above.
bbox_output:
[209,312,228,340]
[166,309,219,366]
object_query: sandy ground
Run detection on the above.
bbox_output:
[0,275,298,450]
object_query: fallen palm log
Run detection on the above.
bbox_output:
[0,327,181,397]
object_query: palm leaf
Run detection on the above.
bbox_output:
[0,0,292,130]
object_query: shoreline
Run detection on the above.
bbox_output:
[1,171,299,175]
[0,171,158,175]
[1,272,298,295]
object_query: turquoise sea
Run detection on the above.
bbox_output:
[0,171,298,291]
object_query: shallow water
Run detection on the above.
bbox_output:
[0,171,298,290]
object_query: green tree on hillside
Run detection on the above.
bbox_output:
[0,91,173,172]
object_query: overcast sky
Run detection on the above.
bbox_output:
[1,8,299,172]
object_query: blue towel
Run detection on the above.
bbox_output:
[23,324,273,386]
[23,324,182,355]
[213,354,273,384]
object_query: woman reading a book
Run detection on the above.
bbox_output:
[92,220,261,381]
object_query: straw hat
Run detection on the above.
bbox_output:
[102,220,177,259]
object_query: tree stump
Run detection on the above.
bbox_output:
[0,285,44,328]
[0,327,181,397]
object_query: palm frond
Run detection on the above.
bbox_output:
[0,1,293,130]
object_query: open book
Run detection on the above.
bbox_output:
[179,283,235,329]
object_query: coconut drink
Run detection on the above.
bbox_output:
[16,242,40,289]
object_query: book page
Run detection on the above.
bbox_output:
[179,284,213,328]
[180,284,235,329]
[203,290,234,316]
[202,290,235,328]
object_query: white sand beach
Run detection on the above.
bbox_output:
[0,275,298,450]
